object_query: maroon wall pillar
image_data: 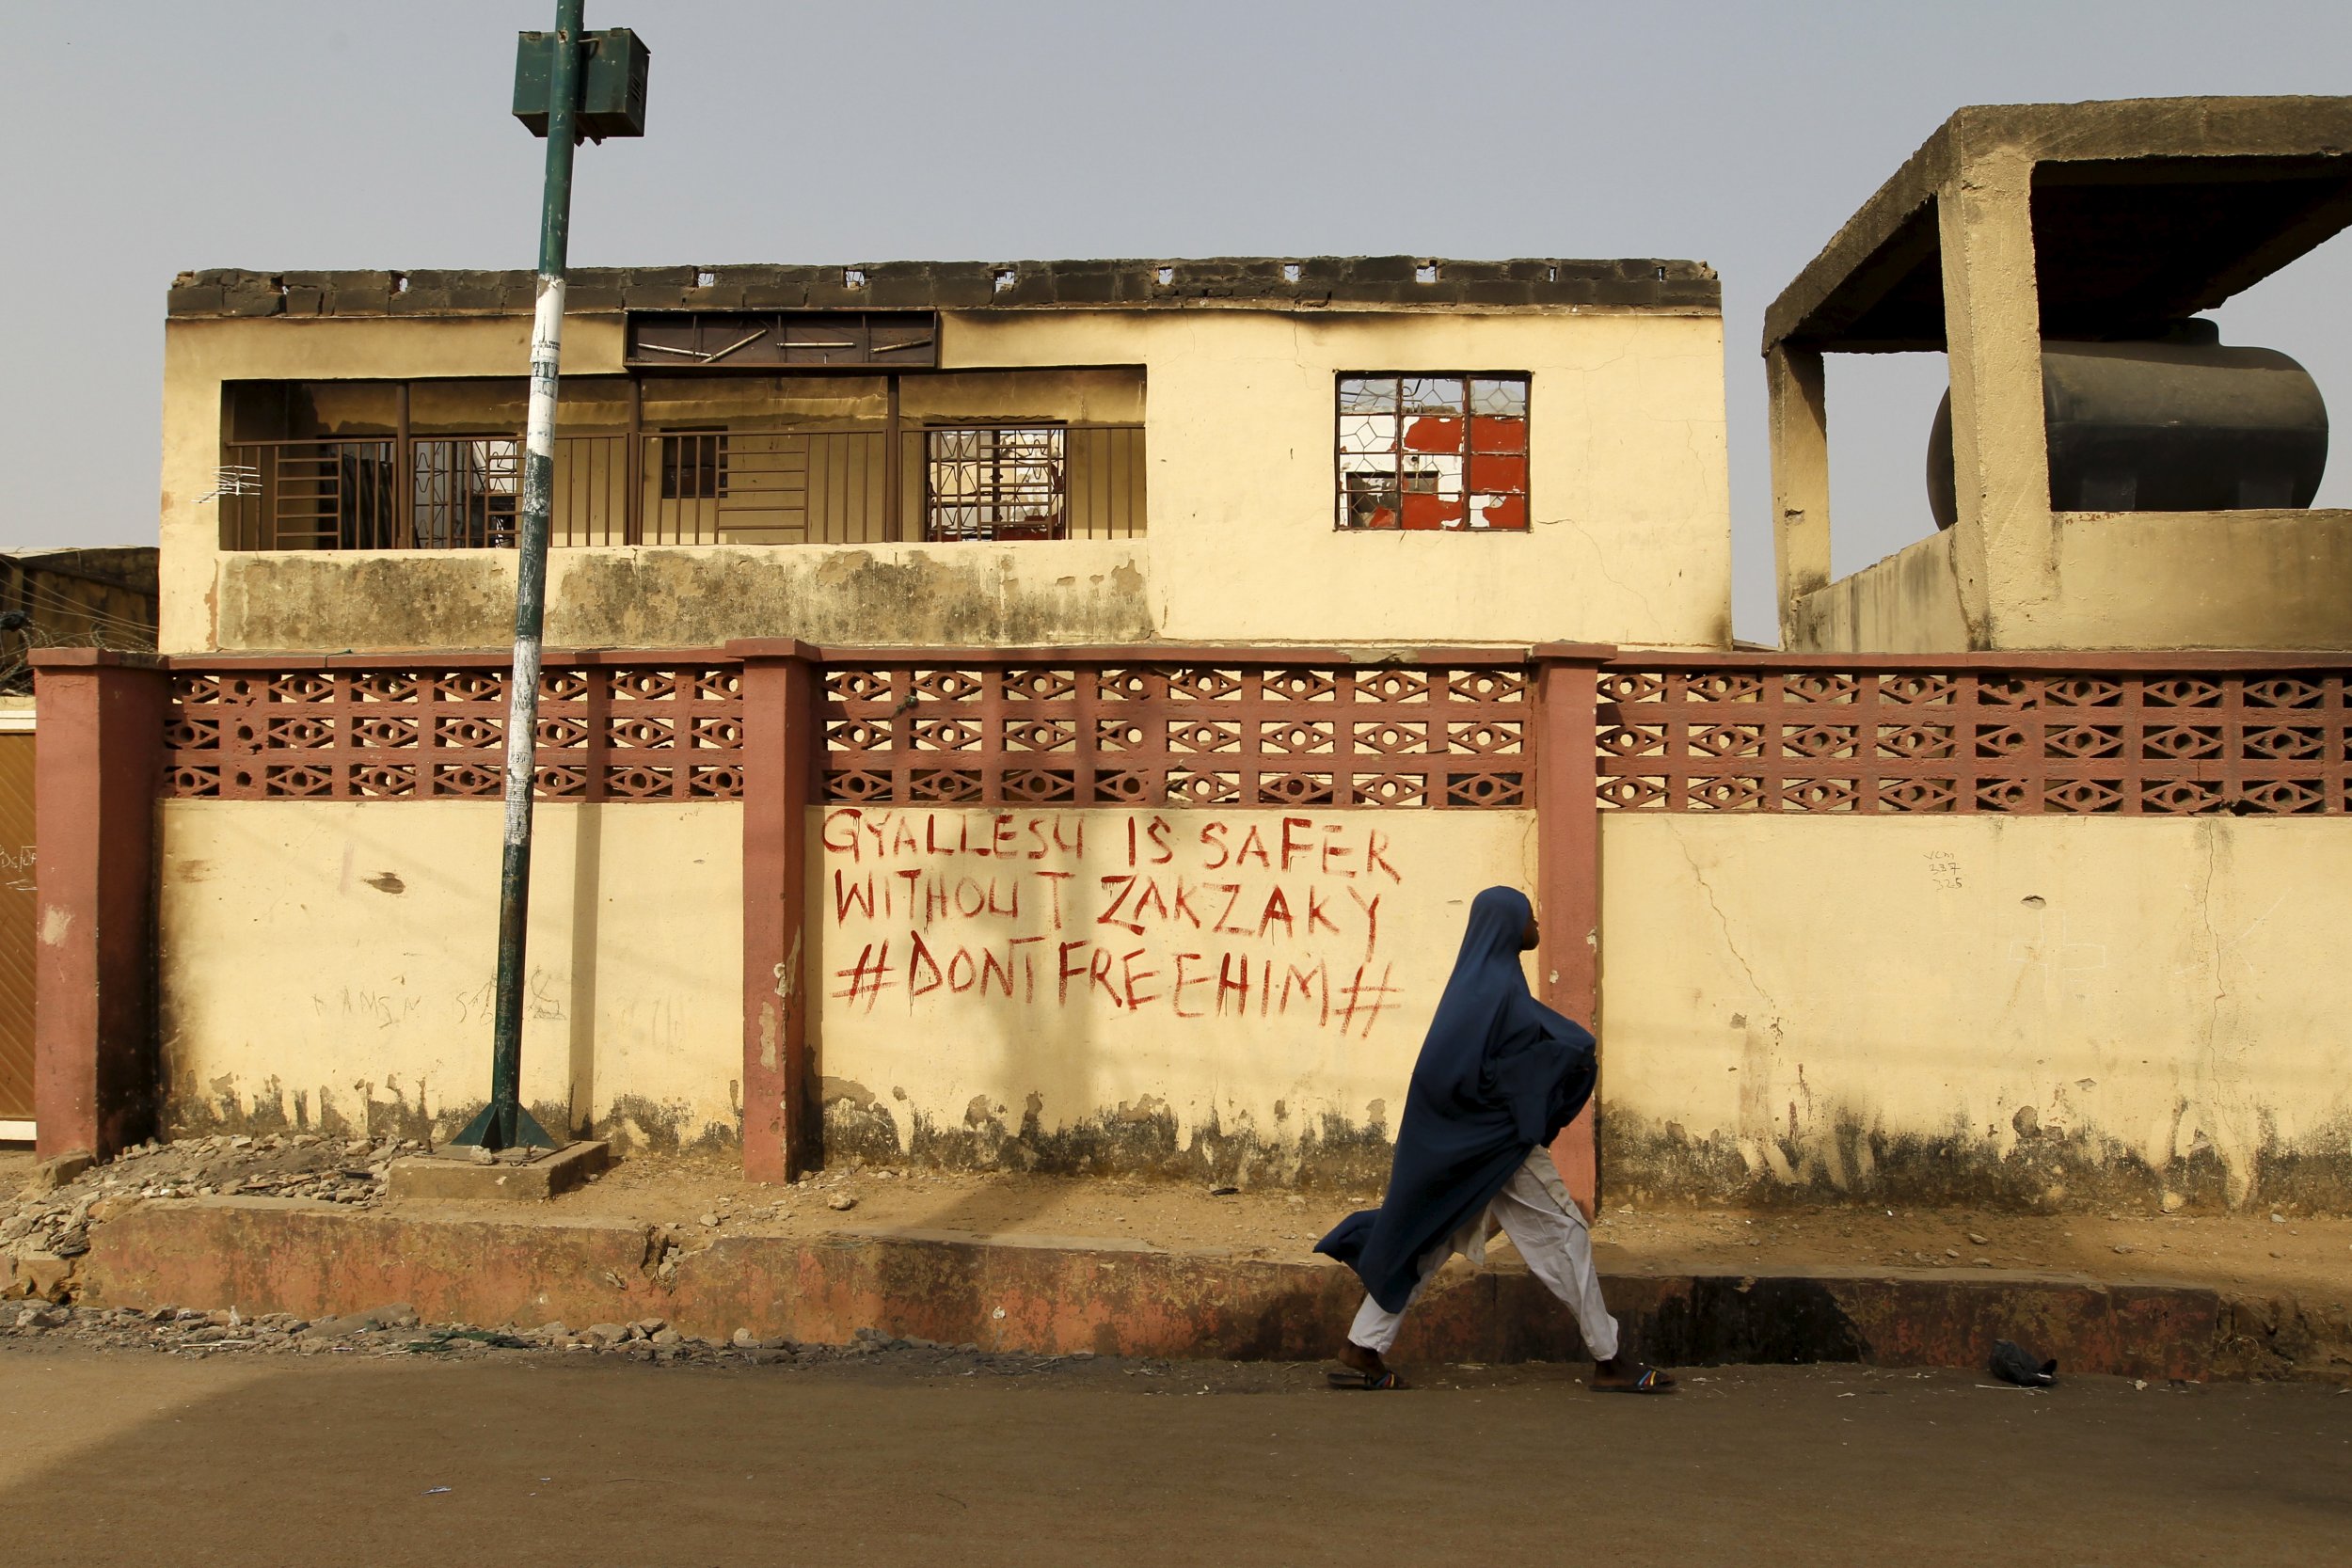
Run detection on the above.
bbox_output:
[732,640,820,1183]
[1533,644,1612,1215]
[32,650,169,1161]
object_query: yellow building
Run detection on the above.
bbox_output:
[160,257,1732,655]
[92,257,1727,1203]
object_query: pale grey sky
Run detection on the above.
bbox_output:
[4,0,2346,641]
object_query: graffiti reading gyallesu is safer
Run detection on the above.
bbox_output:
[821,809,1405,1037]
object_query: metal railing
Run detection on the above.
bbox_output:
[218,426,1147,550]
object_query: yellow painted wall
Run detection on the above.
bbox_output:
[1785,531,1973,654]
[160,306,1730,653]
[811,805,1536,1181]
[1598,814,2352,1209]
[148,791,2352,1209]
[156,800,742,1148]
[1788,511,2352,654]
[2038,511,2352,650]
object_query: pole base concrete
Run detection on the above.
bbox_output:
[386,1139,610,1202]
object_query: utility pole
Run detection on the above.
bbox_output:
[453,2,648,1150]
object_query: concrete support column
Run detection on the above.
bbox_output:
[31,651,169,1161]
[1533,644,1612,1215]
[1767,343,1833,648]
[732,640,821,1183]
[1937,147,2056,646]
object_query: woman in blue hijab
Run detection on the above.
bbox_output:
[1315,886,1674,1393]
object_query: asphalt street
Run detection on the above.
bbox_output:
[1,1345,2344,1567]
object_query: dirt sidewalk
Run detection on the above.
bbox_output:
[390,1148,2352,1304]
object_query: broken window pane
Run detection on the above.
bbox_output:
[1337,372,1527,531]
[1401,454,1465,495]
[1403,377,1466,415]
[1470,377,1527,418]
[1470,493,1526,530]
[1342,472,1400,530]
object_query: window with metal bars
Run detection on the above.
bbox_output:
[410,437,519,547]
[1336,373,1529,531]
[660,430,729,500]
[924,425,1067,541]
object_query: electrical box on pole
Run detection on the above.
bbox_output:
[513,27,650,141]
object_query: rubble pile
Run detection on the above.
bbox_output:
[3,1133,417,1303]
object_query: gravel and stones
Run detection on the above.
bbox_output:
[4,1133,410,1304]
[0,1298,1098,1377]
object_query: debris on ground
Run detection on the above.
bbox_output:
[0,1298,1101,1375]
[4,1133,411,1302]
[1990,1338,2060,1387]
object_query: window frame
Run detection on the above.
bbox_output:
[1332,372,1531,533]
[660,428,730,501]
[922,422,1070,543]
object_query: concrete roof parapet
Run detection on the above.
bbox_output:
[166,256,1722,318]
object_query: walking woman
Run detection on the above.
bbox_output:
[1316,886,1674,1393]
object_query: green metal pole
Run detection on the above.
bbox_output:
[453,0,585,1151]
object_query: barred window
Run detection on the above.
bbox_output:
[410,437,519,547]
[661,430,729,500]
[1336,373,1529,531]
[925,425,1067,541]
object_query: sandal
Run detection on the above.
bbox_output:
[1327,1367,1407,1390]
[1591,1363,1677,1395]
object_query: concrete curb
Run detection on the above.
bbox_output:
[73,1198,2282,1380]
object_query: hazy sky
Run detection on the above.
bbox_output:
[5,0,2347,641]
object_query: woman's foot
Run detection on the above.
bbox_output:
[1328,1340,1407,1389]
[1590,1353,1676,1394]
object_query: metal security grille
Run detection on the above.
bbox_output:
[220,427,1143,549]
[411,438,520,547]
[660,432,727,500]
[925,426,1067,542]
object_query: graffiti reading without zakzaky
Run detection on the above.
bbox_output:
[822,809,1404,1037]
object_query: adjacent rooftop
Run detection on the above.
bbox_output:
[1766,95,2352,352]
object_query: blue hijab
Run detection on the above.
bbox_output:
[1314,886,1597,1311]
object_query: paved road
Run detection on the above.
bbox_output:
[2,1346,2344,1567]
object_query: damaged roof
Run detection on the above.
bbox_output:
[167,256,1720,319]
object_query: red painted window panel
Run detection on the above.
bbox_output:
[1403,415,1464,454]
[1469,452,1528,493]
[1402,493,1469,530]
[1470,415,1528,454]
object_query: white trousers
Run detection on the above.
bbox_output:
[1346,1146,1619,1363]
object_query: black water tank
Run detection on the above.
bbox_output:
[1927,321,2328,529]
